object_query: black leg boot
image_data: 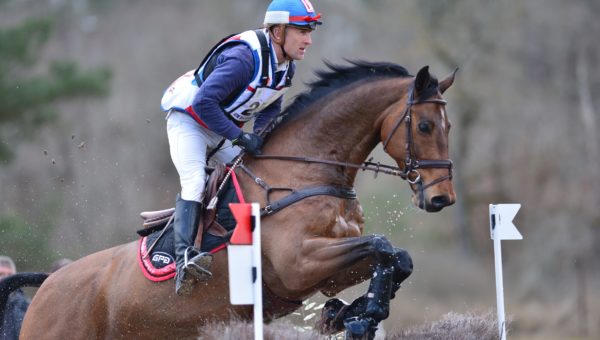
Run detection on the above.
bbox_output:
[174,195,213,296]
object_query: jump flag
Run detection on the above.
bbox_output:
[489,204,522,240]
[489,203,523,340]
[228,203,263,340]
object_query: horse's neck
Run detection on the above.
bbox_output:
[265,78,406,185]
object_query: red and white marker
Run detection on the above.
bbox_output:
[228,203,263,340]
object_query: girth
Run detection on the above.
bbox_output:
[238,164,357,216]
[262,185,357,216]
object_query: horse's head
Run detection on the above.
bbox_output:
[381,66,457,212]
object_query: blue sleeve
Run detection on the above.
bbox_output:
[192,44,254,140]
[253,96,282,134]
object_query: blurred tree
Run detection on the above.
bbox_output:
[0,210,55,270]
[0,16,111,165]
[415,0,493,256]
[0,12,111,270]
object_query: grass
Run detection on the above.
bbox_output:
[197,312,500,339]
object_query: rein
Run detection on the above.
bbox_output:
[254,84,453,190]
[254,155,408,178]
[239,81,454,214]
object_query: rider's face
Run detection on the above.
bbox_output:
[283,26,313,60]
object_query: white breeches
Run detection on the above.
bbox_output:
[166,110,240,202]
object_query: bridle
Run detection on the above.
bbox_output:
[247,81,453,209]
[381,84,453,191]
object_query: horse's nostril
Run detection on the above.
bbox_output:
[431,195,450,208]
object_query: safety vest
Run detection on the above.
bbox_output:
[160,29,293,125]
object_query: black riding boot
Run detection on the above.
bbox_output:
[174,195,213,296]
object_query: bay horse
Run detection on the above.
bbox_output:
[18,61,456,339]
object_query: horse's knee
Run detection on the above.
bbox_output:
[370,235,394,264]
[390,248,413,299]
[393,248,413,279]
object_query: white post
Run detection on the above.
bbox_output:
[493,233,507,340]
[251,203,263,340]
[489,204,522,340]
[227,203,263,340]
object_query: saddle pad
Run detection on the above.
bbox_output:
[137,180,239,282]
[137,227,177,282]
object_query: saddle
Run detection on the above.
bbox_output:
[136,164,241,282]
[138,163,231,244]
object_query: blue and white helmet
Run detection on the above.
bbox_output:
[264,0,322,30]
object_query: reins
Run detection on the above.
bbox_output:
[253,83,453,191]
[253,154,408,178]
[219,80,454,215]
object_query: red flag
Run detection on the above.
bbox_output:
[229,203,252,245]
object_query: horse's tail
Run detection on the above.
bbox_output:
[0,272,48,322]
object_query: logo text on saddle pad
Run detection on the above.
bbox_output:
[150,252,174,268]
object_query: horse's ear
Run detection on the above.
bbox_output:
[439,67,459,94]
[414,66,431,94]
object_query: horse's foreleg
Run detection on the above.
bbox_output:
[271,234,393,294]
[342,263,394,339]
[390,247,413,299]
[316,247,413,338]
[319,257,373,297]
[302,234,396,279]
[306,234,396,340]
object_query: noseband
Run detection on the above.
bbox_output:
[381,85,453,192]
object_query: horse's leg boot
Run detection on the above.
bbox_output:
[174,195,213,296]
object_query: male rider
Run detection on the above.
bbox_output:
[161,0,322,295]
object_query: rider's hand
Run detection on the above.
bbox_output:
[233,132,264,155]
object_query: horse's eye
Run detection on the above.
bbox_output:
[418,121,432,133]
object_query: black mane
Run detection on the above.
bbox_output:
[280,60,412,123]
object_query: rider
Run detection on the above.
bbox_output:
[161,0,322,295]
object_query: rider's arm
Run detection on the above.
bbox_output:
[253,62,295,134]
[253,97,282,134]
[193,44,254,140]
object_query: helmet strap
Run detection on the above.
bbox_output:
[270,25,290,61]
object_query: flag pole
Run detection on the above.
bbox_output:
[251,203,263,339]
[489,203,522,340]
[493,232,507,340]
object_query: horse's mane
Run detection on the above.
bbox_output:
[278,60,412,125]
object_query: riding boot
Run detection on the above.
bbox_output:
[174,195,213,296]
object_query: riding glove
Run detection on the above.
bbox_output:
[233,132,264,155]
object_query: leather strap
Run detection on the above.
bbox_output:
[193,29,270,92]
[261,185,357,216]
[254,29,270,87]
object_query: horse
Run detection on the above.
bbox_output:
[17,61,456,340]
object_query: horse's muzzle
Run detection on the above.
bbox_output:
[429,194,454,211]
[412,193,455,212]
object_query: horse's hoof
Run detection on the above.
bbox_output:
[344,316,377,340]
[315,298,348,334]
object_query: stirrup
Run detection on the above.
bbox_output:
[183,247,213,281]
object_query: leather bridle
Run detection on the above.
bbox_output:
[381,84,453,191]
[244,81,454,212]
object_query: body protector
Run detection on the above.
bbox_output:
[161,29,293,124]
